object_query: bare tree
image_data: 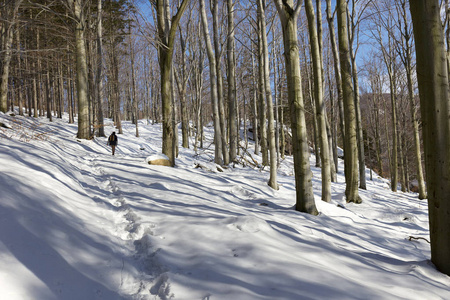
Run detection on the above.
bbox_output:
[192,18,205,152]
[200,0,223,165]
[337,0,361,203]
[128,22,139,137]
[211,0,229,165]
[348,0,371,190]
[257,0,278,190]
[0,0,23,113]
[227,0,238,162]
[273,0,318,215]
[174,23,191,149]
[410,0,450,276]
[64,0,90,139]
[372,3,399,192]
[251,32,259,155]
[395,0,426,199]
[152,0,190,166]
[305,0,331,202]
[326,0,345,147]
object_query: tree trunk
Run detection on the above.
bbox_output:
[211,0,229,165]
[227,0,238,162]
[45,66,52,121]
[326,0,345,143]
[15,30,23,115]
[410,0,450,276]
[96,0,105,137]
[174,29,189,148]
[305,0,331,202]
[407,72,426,198]
[171,69,178,159]
[327,52,339,175]
[72,0,90,139]
[0,0,22,113]
[388,68,398,192]
[374,101,383,177]
[337,0,361,203]
[251,41,259,155]
[32,63,38,117]
[400,0,426,199]
[446,0,450,83]
[112,54,123,134]
[154,0,190,166]
[58,60,64,118]
[398,120,407,192]
[87,24,94,131]
[257,18,268,166]
[200,0,223,165]
[257,0,278,190]
[350,55,366,189]
[304,53,320,168]
[194,27,204,152]
[160,51,174,162]
[274,0,318,215]
[347,3,366,190]
[130,33,139,138]
[67,46,74,124]
[273,39,281,167]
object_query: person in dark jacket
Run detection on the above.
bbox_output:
[107,132,118,155]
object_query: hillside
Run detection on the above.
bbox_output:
[0,112,449,300]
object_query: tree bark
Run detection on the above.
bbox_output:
[347,1,366,190]
[129,25,139,137]
[257,0,278,190]
[337,0,361,203]
[257,17,268,166]
[327,50,339,175]
[211,0,229,165]
[399,0,426,199]
[15,30,23,115]
[200,0,223,165]
[96,0,105,137]
[350,54,366,189]
[69,0,90,139]
[174,28,189,148]
[274,0,318,215]
[193,25,204,152]
[251,38,259,155]
[227,0,238,162]
[154,0,190,166]
[305,0,331,202]
[0,0,22,113]
[326,0,345,144]
[410,0,450,276]
[388,63,398,192]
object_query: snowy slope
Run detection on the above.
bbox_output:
[0,112,449,300]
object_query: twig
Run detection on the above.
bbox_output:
[239,145,260,167]
[408,236,430,243]
[239,154,258,168]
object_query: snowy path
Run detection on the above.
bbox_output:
[1,113,450,299]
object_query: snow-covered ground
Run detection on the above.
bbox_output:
[0,112,449,300]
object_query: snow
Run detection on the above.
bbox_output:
[145,154,170,163]
[0,111,449,300]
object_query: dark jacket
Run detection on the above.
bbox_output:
[108,133,118,146]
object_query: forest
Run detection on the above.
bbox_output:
[1,0,450,278]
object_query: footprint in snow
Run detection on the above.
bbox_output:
[148,182,171,191]
[230,185,255,199]
[225,216,272,233]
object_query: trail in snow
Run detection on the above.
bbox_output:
[1,112,450,300]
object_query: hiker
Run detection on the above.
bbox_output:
[107,132,118,155]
